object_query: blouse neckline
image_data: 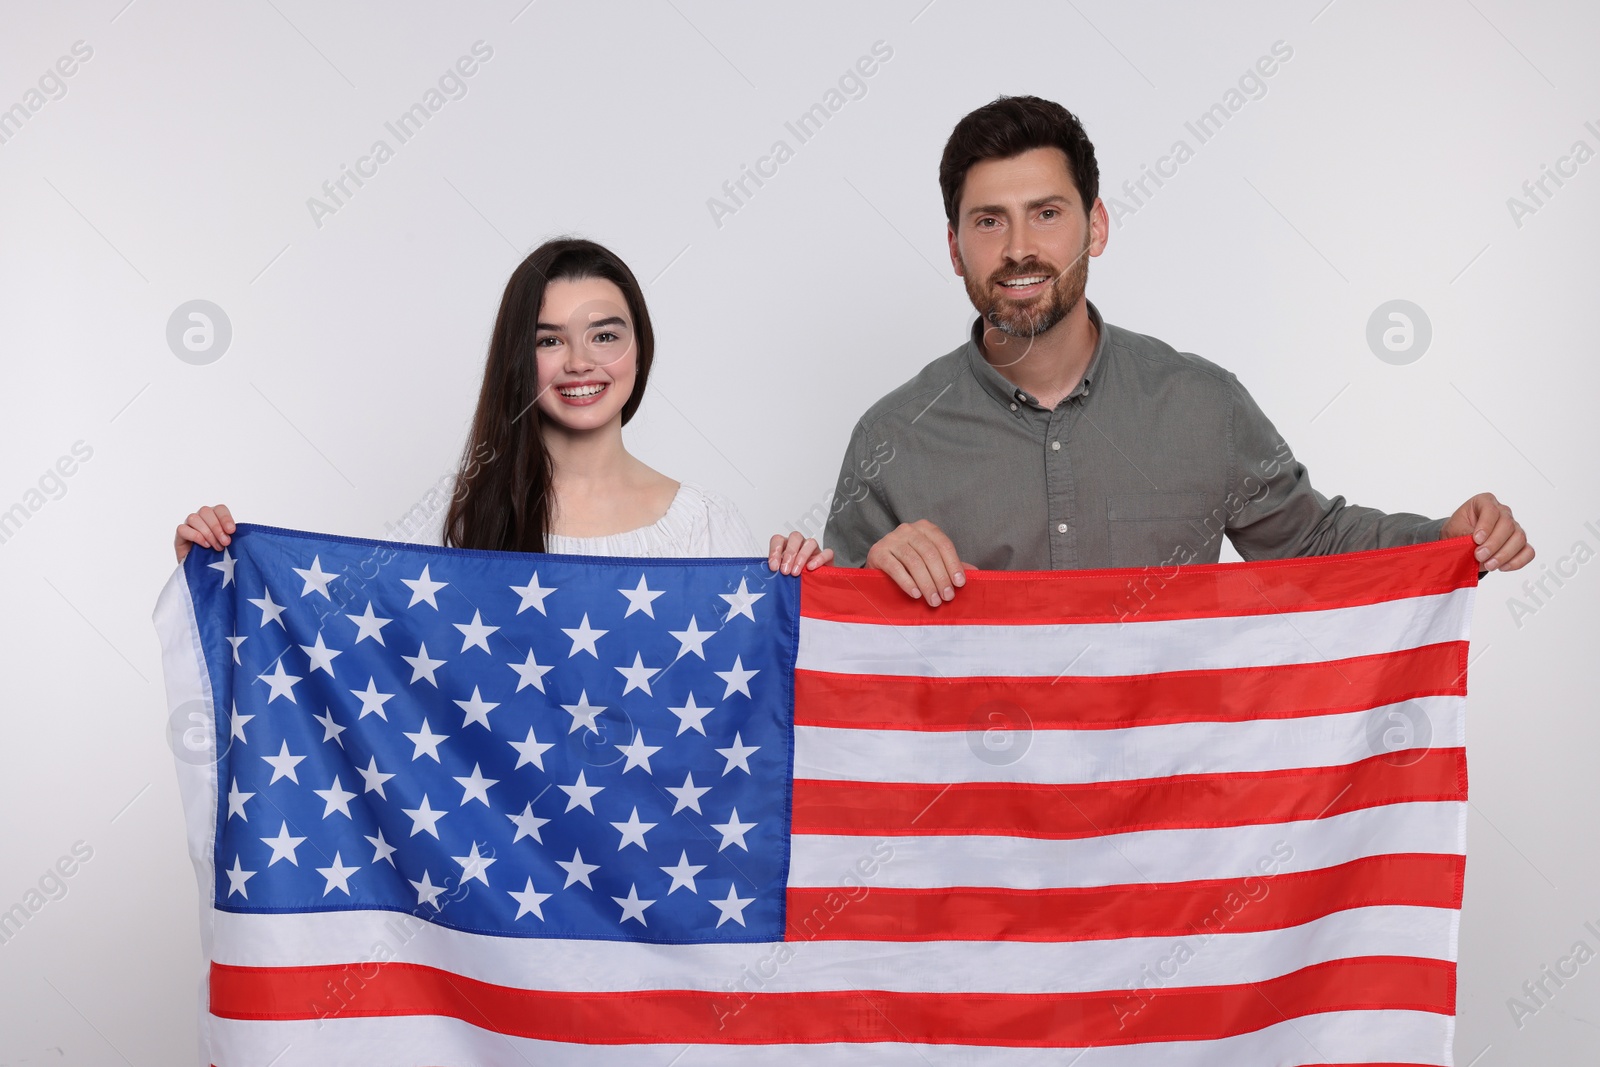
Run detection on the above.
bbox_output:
[544,481,691,548]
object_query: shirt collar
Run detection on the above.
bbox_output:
[964,298,1108,412]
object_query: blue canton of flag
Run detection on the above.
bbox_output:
[185,524,798,944]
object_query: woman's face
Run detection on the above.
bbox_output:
[532,276,638,434]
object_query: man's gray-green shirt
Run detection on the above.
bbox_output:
[823,300,1447,571]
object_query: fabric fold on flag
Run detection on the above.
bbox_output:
[154,523,1478,1066]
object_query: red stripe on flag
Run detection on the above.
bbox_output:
[788,854,1465,942]
[792,748,1466,839]
[210,956,1454,1046]
[794,643,1467,730]
[801,537,1478,625]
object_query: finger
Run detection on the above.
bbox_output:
[198,506,231,548]
[183,514,216,551]
[791,538,822,573]
[806,547,835,570]
[905,530,956,602]
[895,542,945,606]
[175,537,192,563]
[916,522,965,595]
[781,532,805,575]
[1477,509,1518,568]
[871,548,922,599]
[214,503,236,533]
[767,534,786,570]
[1483,523,1527,572]
[1499,542,1536,572]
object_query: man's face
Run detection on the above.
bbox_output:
[947,146,1108,342]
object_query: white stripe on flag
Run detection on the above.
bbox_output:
[210,904,1454,994]
[796,587,1473,677]
[788,802,1464,889]
[207,1009,1453,1066]
[794,695,1463,784]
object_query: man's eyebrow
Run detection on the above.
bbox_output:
[965,195,1072,217]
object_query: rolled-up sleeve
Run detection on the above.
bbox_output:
[1225,373,1446,560]
[822,419,899,568]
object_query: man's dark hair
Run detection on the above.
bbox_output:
[939,95,1100,227]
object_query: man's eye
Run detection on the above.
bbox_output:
[1040,208,1058,220]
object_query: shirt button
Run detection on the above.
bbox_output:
[1009,402,1018,411]
[1056,522,1068,533]
[1051,440,1061,451]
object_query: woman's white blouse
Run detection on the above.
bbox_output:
[542,481,758,559]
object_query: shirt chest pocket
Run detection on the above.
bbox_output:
[1105,491,1215,568]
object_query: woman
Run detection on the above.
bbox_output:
[175,237,830,572]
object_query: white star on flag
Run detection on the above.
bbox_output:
[224,856,255,898]
[659,851,705,895]
[257,659,301,704]
[710,884,755,927]
[615,652,660,695]
[610,807,656,851]
[402,795,448,839]
[667,772,711,815]
[452,841,497,886]
[561,614,608,658]
[453,763,500,807]
[248,587,287,629]
[316,852,357,895]
[402,565,448,609]
[404,719,448,762]
[716,656,759,699]
[711,808,756,851]
[509,572,556,615]
[299,633,342,675]
[402,642,445,686]
[719,577,765,622]
[349,677,395,720]
[618,575,666,618]
[454,686,500,730]
[613,884,655,926]
[209,549,236,586]
[261,741,305,784]
[508,878,552,920]
[313,776,357,818]
[668,615,714,659]
[261,822,306,866]
[454,610,499,653]
[346,602,391,645]
[293,556,337,598]
[667,693,715,736]
[507,648,553,693]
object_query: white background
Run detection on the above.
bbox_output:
[1,1,1597,1063]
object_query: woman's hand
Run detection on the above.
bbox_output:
[768,532,833,575]
[175,504,235,563]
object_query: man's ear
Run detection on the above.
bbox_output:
[1088,198,1110,258]
[947,224,964,276]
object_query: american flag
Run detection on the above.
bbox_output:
[154,524,1477,1065]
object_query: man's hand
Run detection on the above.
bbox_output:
[865,519,974,606]
[1441,492,1533,572]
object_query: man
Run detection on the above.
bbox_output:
[823,95,1533,604]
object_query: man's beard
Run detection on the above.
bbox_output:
[962,237,1090,339]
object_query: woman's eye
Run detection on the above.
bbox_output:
[535,336,559,348]
[592,331,618,343]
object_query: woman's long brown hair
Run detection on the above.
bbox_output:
[444,237,655,552]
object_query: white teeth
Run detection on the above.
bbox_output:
[558,383,606,397]
[1001,276,1048,287]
